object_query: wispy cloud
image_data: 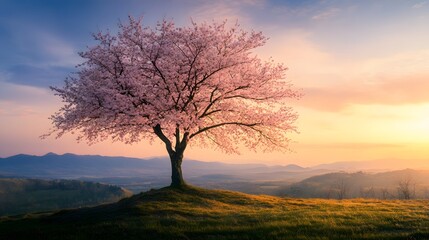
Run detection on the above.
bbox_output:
[412,1,427,9]
[300,142,404,150]
[0,78,56,106]
[0,102,39,117]
[1,18,82,68]
[35,32,82,68]
[1,26,80,88]
[267,32,429,111]
[189,0,265,25]
[6,64,72,88]
[312,8,340,20]
[300,73,429,111]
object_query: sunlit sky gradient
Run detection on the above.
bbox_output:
[1,0,429,168]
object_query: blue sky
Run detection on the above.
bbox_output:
[1,0,428,88]
[1,0,429,167]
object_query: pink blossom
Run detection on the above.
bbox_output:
[46,17,301,186]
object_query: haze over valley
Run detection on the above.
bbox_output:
[2,153,428,201]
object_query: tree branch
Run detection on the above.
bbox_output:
[189,122,260,139]
[153,124,174,155]
[175,125,180,149]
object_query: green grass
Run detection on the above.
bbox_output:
[1,185,429,239]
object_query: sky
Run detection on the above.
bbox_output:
[1,0,429,168]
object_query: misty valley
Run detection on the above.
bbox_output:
[1,153,429,217]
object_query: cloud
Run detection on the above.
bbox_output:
[266,33,429,112]
[300,142,404,150]
[0,79,57,106]
[0,102,39,117]
[188,0,264,25]
[6,64,72,88]
[0,84,58,118]
[412,1,427,9]
[299,74,429,111]
[312,8,340,20]
[13,29,82,69]
[0,22,82,88]
[35,32,82,68]
[1,18,82,68]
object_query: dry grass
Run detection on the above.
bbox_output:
[1,185,429,239]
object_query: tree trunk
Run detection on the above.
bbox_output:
[169,151,186,188]
[153,124,188,188]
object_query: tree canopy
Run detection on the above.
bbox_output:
[47,17,300,186]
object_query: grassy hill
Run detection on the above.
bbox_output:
[0,178,133,216]
[279,169,429,199]
[1,186,429,239]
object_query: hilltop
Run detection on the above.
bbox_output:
[1,186,429,239]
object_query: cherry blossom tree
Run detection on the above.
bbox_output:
[47,17,301,187]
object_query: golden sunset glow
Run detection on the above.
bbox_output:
[1,1,428,169]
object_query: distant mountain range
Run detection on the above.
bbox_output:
[1,153,425,194]
[0,152,312,179]
[0,153,330,193]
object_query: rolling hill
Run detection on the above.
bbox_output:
[0,185,428,239]
[279,169,429,199]
[0,178,132,216]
